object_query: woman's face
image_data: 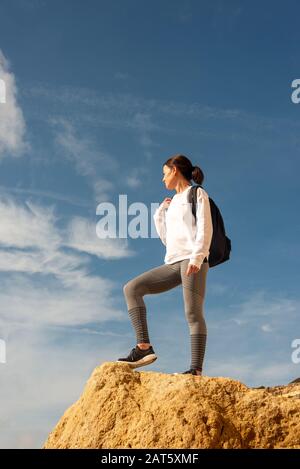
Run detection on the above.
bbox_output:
[162,165,177,190]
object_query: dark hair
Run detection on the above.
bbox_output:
[163,154,204,185]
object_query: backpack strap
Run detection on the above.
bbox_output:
[188,184,209,263]
[188,184,203,219]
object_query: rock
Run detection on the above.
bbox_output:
[43,362,300,449]
[289,377,300,384]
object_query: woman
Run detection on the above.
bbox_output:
[117,154,213,375]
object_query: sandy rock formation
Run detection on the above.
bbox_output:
[44,362,300,449]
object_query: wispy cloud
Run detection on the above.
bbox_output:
[261,324,273,333]
[229,290,299,328]
[26,83,300,151]
[26,86,163,163]
[50,117,118,203]
[211,2,243,31]
[124,164,150,188]
[0,194,134,447]
[204,289,300,387]
[0,196,134,328]
[114,71,130,80]
[208,289,299,340]
[0,197,133,445]
[0,273,124,327]
[49,114,155,196]
[0,185,91,208]
[0,49,27,157]
[0,197,60,251]
[208,356,298,387]
[65,215,135,260]
[0,326,122,448]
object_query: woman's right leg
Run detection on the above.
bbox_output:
[180,259,209,373]
[123,262,182,347]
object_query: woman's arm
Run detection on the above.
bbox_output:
[189,188,213,268]
[153,198,171,246]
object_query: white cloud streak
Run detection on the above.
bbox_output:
[65,216,135,260]
[0,49,27,157]
[0,194,135,448]
[50,117,118,203]
[0,196,134,328]
[0,327,124,448]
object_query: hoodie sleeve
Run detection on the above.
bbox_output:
[153,202,168,246]
[189,188,213,268]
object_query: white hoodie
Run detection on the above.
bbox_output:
[153,185,213,268]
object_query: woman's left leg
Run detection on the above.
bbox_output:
[123,262,182,347]
[180,259,209,372]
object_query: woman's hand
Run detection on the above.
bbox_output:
[186,263,200,276]
[161,197,172,209]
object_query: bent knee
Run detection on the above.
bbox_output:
[123,279,146,297]
[123,279,137,295]
[123,281,132,296]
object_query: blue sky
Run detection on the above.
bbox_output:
[0,0,300,449]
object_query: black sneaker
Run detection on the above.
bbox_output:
[173,368,202,376]
[117,345,157,369]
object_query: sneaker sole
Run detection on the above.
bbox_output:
[116,353,157,369]
[172,372,202,376]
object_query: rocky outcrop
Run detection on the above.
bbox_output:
[43,363,300,449]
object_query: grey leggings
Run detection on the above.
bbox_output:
[123,258,209,371]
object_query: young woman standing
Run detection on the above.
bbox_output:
[117,154,213,375]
